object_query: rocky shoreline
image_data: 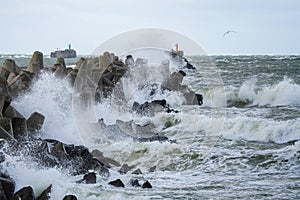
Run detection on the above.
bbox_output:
[0,51,202,199]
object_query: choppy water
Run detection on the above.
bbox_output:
[1,54,300,199]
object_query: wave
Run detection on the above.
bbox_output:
[222,116,300,144]
[227,77,300,107]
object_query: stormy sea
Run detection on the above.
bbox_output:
[0,53,299,199]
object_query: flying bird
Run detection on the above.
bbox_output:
[223,30,236,37]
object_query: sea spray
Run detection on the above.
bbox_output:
[12,72,81,145]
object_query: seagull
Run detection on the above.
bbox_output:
[223,30,236,37]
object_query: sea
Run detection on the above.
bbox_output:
[0,54,299,199]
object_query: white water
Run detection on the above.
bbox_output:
[237,77,300,106]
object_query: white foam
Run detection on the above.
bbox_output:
[237,77,300,106]
[223,116,300,143]
[12,72,81,145]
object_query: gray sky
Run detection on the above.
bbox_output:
[1,0,299,55]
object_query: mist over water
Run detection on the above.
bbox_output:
[0,54,300,199]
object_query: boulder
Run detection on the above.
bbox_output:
[11,117,27,140]
[83,172,96,184]
[65,70,77,86]
[0,93,11,115]
[129,179,141,187]
[119,164,134,175]
[149,165,156,172]
[8,71,34,96]
[36,184,52,200]
[63,195,78,200]
[3,105,24,119]
[53,64,66,78]
[26,111,45,133]
[7,73,17,85]
[0,175,15,200]
[91,149,121,167]
[2,59,20,74]
[74,57,85,70]
[56,58,66,69]
[108,179,125,188]
[142,180,152,189]
[26,51,44,74]
[0,118,13,134]
[0,67,10,80]
[0,125,16,142]
[11,186,35,200]
[125,55,134,66]
[132,168,142,175]
[98,166,110,178]
[0,76,9,95]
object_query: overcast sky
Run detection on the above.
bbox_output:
[1,0,299,55]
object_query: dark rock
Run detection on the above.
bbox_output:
[125,55,134,66]
[8,71,34,95]
[7,73,17,85]
[36,184,52,200]
[196,93,203,105]
[83,172,96,184]
[0,125,16,142]
[99,166,110,178]
[119,164,134,175]
[142,180,152,189]
[108,179,125,188]
[0,67,10,80]
[129,179,141,187]
[132,168,142,175]
[11,186,35,200]
[0,118,13,134]
[2,59,20,74]
[53,64,66,78]
[132,99,167,117]
[50,141,67,161]
[26,112,45,133]
[138,134,169,142]
[149,166,156,172]
[26,51,44,74]
[56,58,66,69]
[63,195,78,200]
[0,176,15,200]
[91,149,121,167]
[3,105,24,119]
[0,76,9,95]
[0,93,11,115]
[11,117,27,140]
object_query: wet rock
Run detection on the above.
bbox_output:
[8,71,34,95]
[99,166,110,178]
[108,179,125,188]
[125,55,134,66]
[91,149,121,167]
[2,59,20,74]
[149,166,156,172]
[0,125,16,142]
[56,58,66,69]
[50,141,67,161]
[3,105,24,119]
[11,117,27,140]
[0,175,15,200]
[11,186,35,200]
[138,134,169,142]
[74,57,85,70]
[7,73,17,85]
[65,70,77,86]
[63,195,78,200]
[0,67,10,80]
[26,51,44,74]
[36,184,52,200]
[132,168,142,175]
[53,64,66,78]
[119,164,134,175]
[26,111,45,133]
[0,76,9,95]
[142,180,152,189]
[132,99,167,117]
[0,93,11,115]
[83,172,96,184]
[0,118,13,134]
[129,179,141,187]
